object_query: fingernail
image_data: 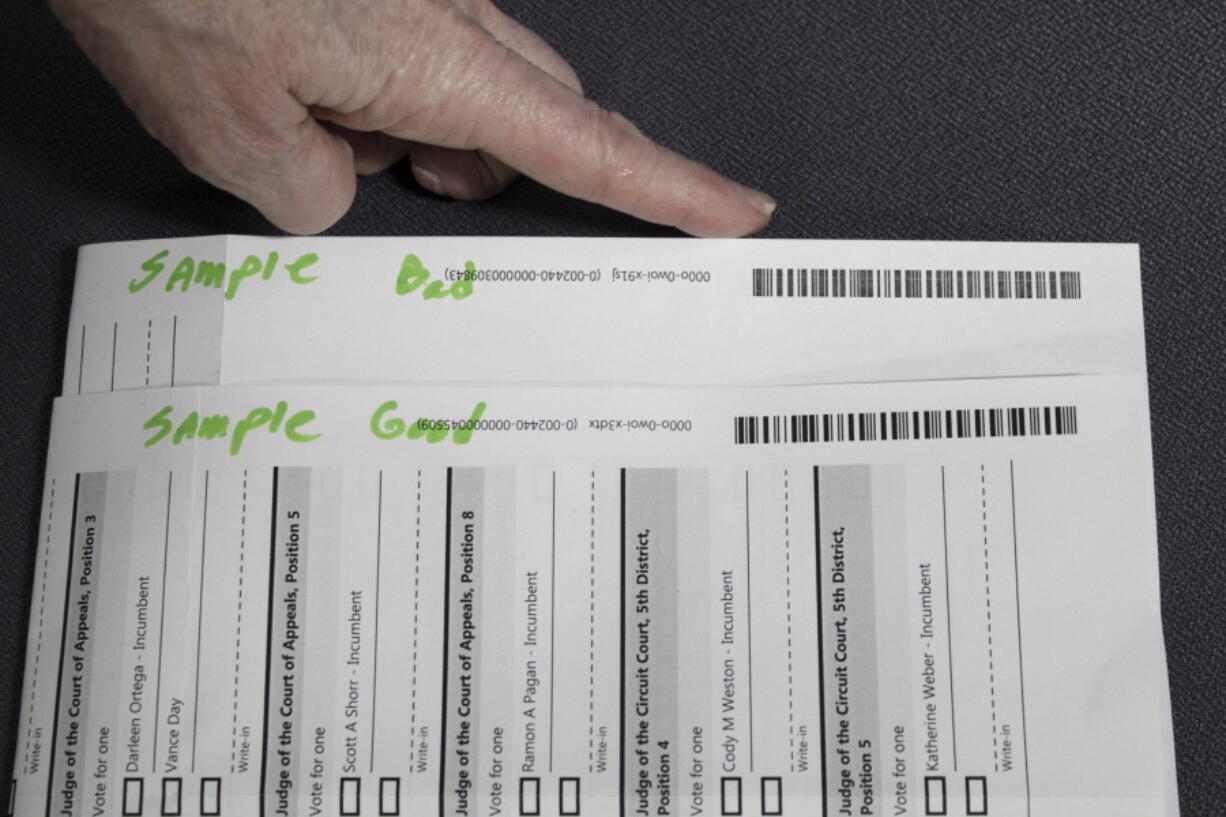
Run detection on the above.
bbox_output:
[413,164,444,195]
[747,190,777,218]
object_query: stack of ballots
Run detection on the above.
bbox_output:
[9,236,1178,817]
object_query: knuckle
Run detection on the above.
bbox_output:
[572,105,641,203]
[147,71,298,192]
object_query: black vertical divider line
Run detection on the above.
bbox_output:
[110,322,117,391]
[260,467,281,817]
[370,470,383,773]
[811,467,828,817]
[44,474,81,817]
[438,468,453,817]
[940,467,959,771]
[618,469,626,817]
[77,325,85,395]
[1009,462,1033,817]
[744,471,755,772]
[549,470,556,774]
[153,471,174,764]
[192,471,211,772]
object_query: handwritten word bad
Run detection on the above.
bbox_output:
[396,254,475,300]
[143,401,319,456]
[370,400,487,444]
[130,250,319,300]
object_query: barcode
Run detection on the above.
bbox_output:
[733,405,1078,445]
[751,268,1082,299]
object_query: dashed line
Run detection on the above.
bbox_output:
[231,469,249,771]
[587,471,597,771]
[410,470,422,761]
[784,469,796,771]
[144,319,153,386]
[23,478,56,769]
[981,464,999,769]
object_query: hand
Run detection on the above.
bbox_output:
[50,0,776,236]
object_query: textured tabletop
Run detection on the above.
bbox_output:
[1,2,1223,813]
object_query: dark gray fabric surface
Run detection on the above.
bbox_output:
[1,1,1222,813]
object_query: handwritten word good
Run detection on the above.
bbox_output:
[369,400,487,444]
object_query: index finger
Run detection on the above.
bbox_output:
[392,31,776,237]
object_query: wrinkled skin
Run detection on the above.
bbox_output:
[50,0,776,235]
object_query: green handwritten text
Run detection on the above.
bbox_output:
[130,250,319,300]
[370,400,486,444]
[395,254,474,300]
[143,401,319,455]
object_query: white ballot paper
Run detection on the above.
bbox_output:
[61,236,1144,392]
[11,375,1176,817]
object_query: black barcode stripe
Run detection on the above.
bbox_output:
[733,405,1079,444]
[751,268,1083,299]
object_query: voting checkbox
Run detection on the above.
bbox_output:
[966,777,987,816]
[122,778,144,816]
[340,777,361,816]
[200,778,221,817]
[924,776,946,815]
[720,777,742,816]
[559,778,580,816]
[161,778,182,816]
[761,777,782,815]
[378,778,400,816]
[518,778,540,816]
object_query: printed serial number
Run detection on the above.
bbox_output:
[612,268,711,283]
[443,268,600,283]
[590,419,694,432]
[414,417,580,433]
